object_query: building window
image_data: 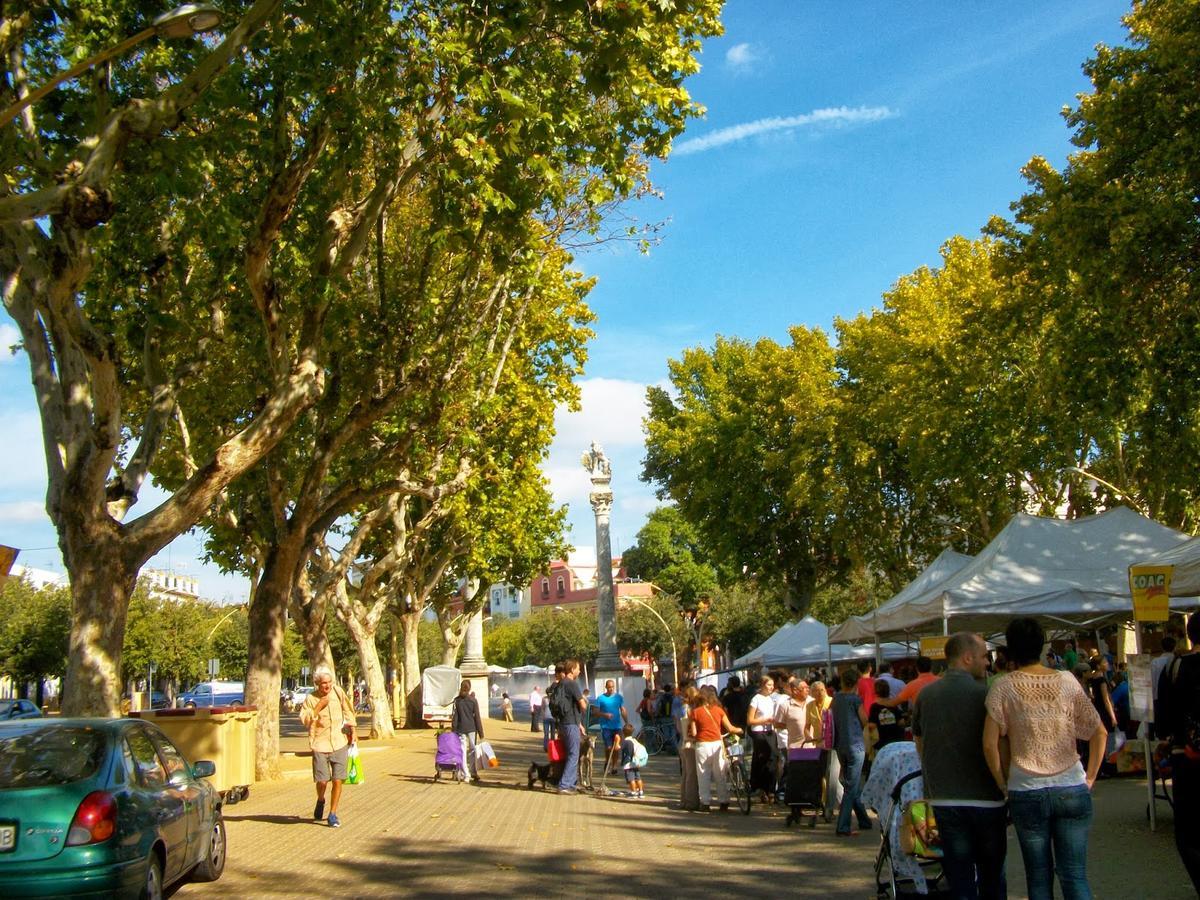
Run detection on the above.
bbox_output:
[542,579,550,597]
[556,576,565,596]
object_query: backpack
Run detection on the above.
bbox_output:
[627,738,648,769]
[656,693,674,720]
[548,682,573,723]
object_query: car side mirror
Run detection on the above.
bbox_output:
[192,760,216,779]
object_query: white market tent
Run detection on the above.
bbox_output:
[832,547,974,644]
[1139,535,1200,599]
[830,507,1198,644]
[733,616,911,670]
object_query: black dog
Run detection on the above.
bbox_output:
[527,735,596,790]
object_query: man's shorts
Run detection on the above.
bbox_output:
[312,744,350,782]
[624,767,641,784]
[601,728,622,748]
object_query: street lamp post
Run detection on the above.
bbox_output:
[626,596,678,689]
[1,5,223,128]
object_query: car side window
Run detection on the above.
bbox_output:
[125,727,168,789]
[149,731,191,785]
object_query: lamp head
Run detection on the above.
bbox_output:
[153,4,223,39]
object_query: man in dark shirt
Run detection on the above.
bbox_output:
[868,679,904,750]
[911,632,1006,900]
[555,658,587,794]
[719,676,751,730]
[1158,615,1200,892]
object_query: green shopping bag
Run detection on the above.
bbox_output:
[346,744,364,785]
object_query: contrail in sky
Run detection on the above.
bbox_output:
[674,105,897,155]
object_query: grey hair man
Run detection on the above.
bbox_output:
[299,664,356,827]
[911,632,1007,899]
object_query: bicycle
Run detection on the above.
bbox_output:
[638,717,675,756]
[723,733,752,815]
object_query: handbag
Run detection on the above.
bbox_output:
[476,740,500,768]
[346,743,364,785]
[547,737,565,763]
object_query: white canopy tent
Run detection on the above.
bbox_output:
[830,507,1197,644]
[733,616,911,670]
[833,547,974,644]
[1139,535,1200,599]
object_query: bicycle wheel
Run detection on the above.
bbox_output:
[729,758,751,814]
[644,725,665,756]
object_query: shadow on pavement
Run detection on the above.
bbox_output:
[222,813,317,826]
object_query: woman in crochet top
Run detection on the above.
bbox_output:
[983,617,1106,900]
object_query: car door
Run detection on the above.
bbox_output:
[125,725,189,883]
[148,729,205,869]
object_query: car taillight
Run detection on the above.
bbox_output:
[66,791,117,846]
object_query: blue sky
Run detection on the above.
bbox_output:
[0,1,1132,599]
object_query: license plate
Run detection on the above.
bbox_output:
[0,824,15,852]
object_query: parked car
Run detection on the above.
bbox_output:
[288,686,315,712]
[176,681,244,708]
[0,718,225,898]
[0,699,42,720]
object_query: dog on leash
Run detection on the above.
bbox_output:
[527,734,596,790]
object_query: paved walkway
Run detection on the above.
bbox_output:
[177,719,1192,899]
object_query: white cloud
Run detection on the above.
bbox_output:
[725,42,761,74]
[0,500,48,524]
[551,377,658,454]
[674,105,897,156]
[0,324,19,362]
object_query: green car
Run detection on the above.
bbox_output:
[0,718,226,898]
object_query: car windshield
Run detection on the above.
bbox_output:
[0,700,13,716]
[0,726,108,788]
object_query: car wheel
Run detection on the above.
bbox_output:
[141,852,164,900]
[192,817,226,882]
[185,702,196,709]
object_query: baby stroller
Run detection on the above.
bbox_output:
[434,730,464,782]
[861,742,948,898]
[783,745,825,828]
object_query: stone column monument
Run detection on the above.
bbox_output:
[583,442,622,687]
[458,581,491,718]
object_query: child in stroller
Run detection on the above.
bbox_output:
[861,741,948,898]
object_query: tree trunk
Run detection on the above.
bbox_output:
[343,612,393,739]
[60,526,139,717]
[398,608,423,727]
[437,607,467,667]
[291,594,335,672]
[389,616,401,725]
[245,544,302,780]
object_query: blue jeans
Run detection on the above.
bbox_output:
[934,804,1008,899]
[543,713,557,750]
[1008,784,1093,900]
[836,746,870,833]
[559,724,581,790]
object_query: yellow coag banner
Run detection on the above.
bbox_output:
[918,635,947,660]
[1129,564,1173,622]
[0,544,18,587]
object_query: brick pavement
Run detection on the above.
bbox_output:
[177,719,1193,899]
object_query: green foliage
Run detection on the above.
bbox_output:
[418,619,448,670]
[523,609,598,666]
[483,617,531,669]
[0,578,71,690]
[616,594,688,666]
[122,586,212,688]
[620,507,718,609]
[643,328,843,616]
[703,583,792,662]
[986,0,1200,530]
